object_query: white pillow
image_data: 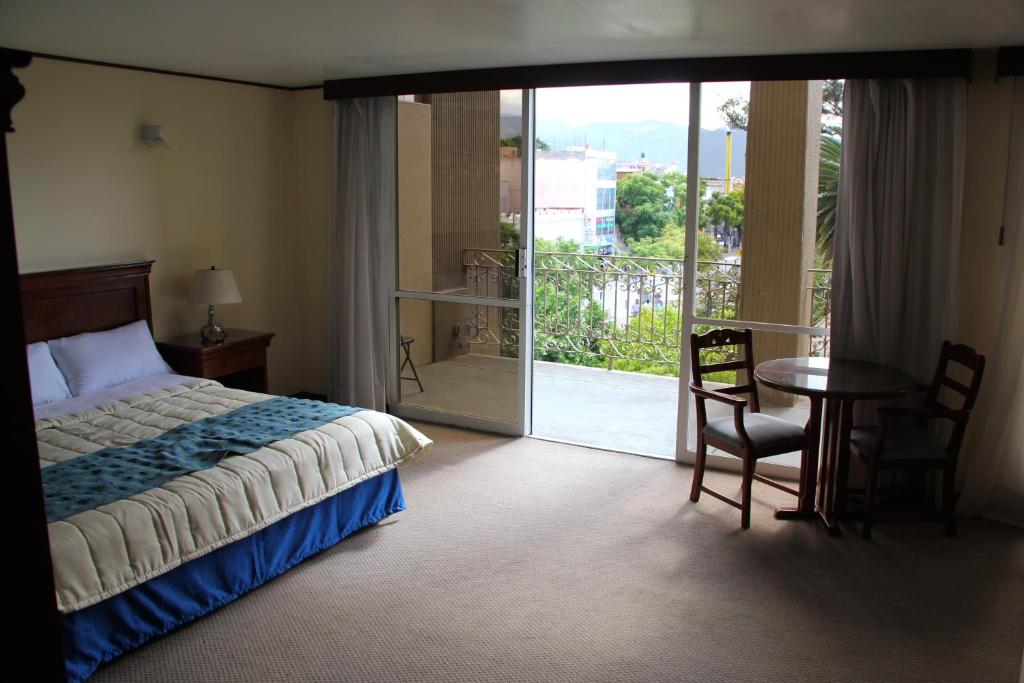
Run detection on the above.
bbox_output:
[27,342,72,406]
[48,320,173,397]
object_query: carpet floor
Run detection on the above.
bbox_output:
[93,423,1024,682]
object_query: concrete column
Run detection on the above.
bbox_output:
[737,81,823,405]
[422,91,501,360]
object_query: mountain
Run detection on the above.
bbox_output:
[500,115,746,178]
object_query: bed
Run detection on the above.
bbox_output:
[22,261,431,682]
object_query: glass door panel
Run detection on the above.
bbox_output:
[530,84,693,458]
[397,299,519,424]
[682,81,838,468]
[396,90,523,300]
[391,89,531,435]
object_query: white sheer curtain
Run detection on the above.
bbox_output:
[328,97,396,411]
[832,79,967,383]
[959,78,1024,527]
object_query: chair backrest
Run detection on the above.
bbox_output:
[923,341,985,456]
[689,327,760,414]
[924,340,986,413]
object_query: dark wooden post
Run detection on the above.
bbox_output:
[1,47,67,680]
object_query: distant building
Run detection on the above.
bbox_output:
[703,177,745,199]
[616,154,680,180]
[534,147,617,247]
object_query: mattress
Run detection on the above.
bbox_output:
[63,468,405,683]
[37,378,431,613]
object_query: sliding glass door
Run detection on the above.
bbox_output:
[388,81,832,469]
[390,89,535,435]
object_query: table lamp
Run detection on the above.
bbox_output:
[190,266,242,344]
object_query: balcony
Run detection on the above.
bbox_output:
[459,248,830,358]
[399,249,830,463]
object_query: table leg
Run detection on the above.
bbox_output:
[799,396,822,513]
[817,398,842,536]
[835,399,854,514]
[774,395,822,519]
[816,399,831,511]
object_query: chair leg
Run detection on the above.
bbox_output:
[862,456,879,540]
[943,466,957,538]
[408,355,423,392]
[740,456,754,530]
[689,436,707,503]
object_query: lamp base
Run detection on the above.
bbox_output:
[200,305,228,345]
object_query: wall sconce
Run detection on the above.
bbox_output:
[141,124,168,147]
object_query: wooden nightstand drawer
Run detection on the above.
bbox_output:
[157,329,274,393]
[201,345,265,377]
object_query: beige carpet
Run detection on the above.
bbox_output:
[94,423,1024,682]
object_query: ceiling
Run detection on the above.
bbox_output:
[1,0,1022,87]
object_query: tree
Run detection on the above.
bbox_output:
[705,189,744,232]
[821,79,844,135]
[659,170,688,226]
[616,173,671,241]
[500,219,519,249]
[629,225,686,259]
[696,230,725,261]
[533,250,609,367]
[648,171,708,227]
[602,306,683,376]
[534,236,581,254]
[718,97,749,131]
[822,79,844,116]
[816,134,840,260]
[627,224,723,261]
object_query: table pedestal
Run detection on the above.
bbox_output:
[772,396,854,536]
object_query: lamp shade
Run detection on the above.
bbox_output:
[190,267,242,305]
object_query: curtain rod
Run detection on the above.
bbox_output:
[323,49,974,100]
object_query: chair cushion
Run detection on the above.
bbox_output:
[850,424,948,461]
[702,412,806,455]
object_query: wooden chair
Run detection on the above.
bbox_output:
[851,341,985,539]
[688,328,810,529]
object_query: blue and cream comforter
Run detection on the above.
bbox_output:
[36,379,431,614]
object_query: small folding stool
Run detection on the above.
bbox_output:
[400,336,423,392]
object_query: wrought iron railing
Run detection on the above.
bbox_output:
[696,260,740,319]
[807,267,832,357]
[458,249,832,371]
[533,251,685,367]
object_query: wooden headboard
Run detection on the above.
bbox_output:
[20,260,155,343]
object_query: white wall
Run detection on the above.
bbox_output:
[534,208,586,244]
[8,58,333,395]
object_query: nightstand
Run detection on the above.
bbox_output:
[157,329,275,393]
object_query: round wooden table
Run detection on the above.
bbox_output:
[753,357,916,535]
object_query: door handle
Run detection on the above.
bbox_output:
[515,248,528,278]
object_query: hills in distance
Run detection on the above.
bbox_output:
[501,115,747,178]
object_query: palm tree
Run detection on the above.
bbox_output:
[817,134,841,261]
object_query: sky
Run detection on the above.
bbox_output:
[500,82,751,130]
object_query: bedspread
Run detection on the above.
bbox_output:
[36,379,431,613]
